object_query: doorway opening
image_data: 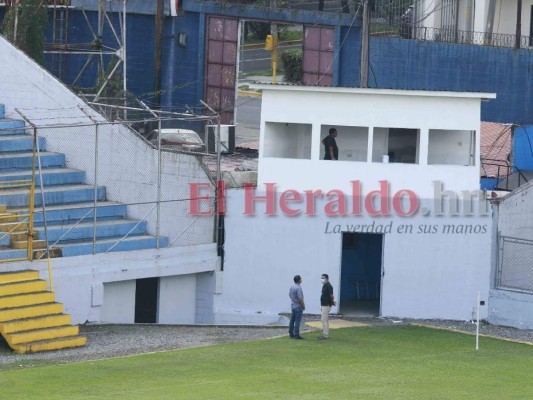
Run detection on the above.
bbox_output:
[339,232,383,317]
[134,277,159,323]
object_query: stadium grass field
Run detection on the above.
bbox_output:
[2,325,532,399]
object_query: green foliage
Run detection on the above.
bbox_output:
[3,0,48,65]
[247,21,270,41]
[280,48,303,84]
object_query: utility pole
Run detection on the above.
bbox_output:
[359,0,369,88]
[516,0,523,49]
[153,0,164,106]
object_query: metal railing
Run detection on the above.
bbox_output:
[373,24,533,49]
[9,103,219,261]
[481,158,529,191]
[496,236,533,294]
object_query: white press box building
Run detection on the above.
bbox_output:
[214,85,496,324]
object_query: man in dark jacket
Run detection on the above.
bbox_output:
[318,273,335,340]
[321,128,338,160]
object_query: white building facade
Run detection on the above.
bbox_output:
[413,0,533,47]
[214,86,496,324]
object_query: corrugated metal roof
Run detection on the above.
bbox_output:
[480,122,512,178]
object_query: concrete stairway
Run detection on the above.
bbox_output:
[0,103,168,260]
[0,269,86,353]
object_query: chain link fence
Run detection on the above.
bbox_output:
[13,104,220,258]
[496,236,533,294]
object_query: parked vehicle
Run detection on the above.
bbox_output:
[147,129,204,152]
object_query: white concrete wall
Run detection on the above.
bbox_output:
[0,36,214,247]
[159,274,197,324]
[489,181,533,329]
[101,280,136,323]
[0,244,218,324]
[492,0,533,37]
[495,181,533,240]
[474,0,488,32]
[257,87,493,197]
[195,272,216,324]
[428,129,473,165]
[215,190,492,323]
[264,123,312,159]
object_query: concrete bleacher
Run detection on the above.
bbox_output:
[0,103,168,260]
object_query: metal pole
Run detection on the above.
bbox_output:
[271,24,278,84]
[36,129,54,292]
[123,0,127,94]
[516,0,523,49]
[28,129,37,261]
[360,0,369,88]
[137,100,161,249]
[156,117,162,249]
[122,0,128,120]
[13,0,19,44]
[200,100,221,245]
[93,124,99,254]
[475,291,480,350]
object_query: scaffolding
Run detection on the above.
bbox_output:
[44,0,127,101]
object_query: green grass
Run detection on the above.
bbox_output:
[2,326,533,399]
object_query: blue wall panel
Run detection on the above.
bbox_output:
[513,125,533,171]
[338,25,360,87]
[369,37,533,124]
[161,13,202,113]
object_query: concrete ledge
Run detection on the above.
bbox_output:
[237,90,262,97]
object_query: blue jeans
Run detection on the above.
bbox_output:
[289,307,303,337]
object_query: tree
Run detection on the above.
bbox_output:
[4,0,48,65]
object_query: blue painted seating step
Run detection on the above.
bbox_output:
[0,185,106,207]
[40,219,148,243]
[0,235,169,259]
[0,135,45,152]
[60,235,170,257]
[0,104,167,258]
[0,151,64,171]
[0,168,85,186]
[0,234,10,246]
[24,202,128,226]
[0,119,27,135]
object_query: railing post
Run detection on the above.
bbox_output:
[156,116,162,249]
[35,127,54,292]
[28,127,37,261]
[93,123,99,254]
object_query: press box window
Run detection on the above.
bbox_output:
[263,122,312,159]
[372,128,419,164]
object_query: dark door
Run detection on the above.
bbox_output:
[135,277,159,323]
[339,232,383,316]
